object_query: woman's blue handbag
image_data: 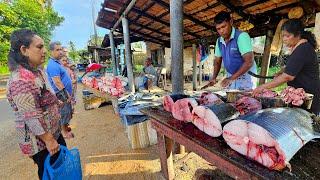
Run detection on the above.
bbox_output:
[43,146,82,180]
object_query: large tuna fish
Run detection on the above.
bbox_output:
[192,103,240,137]
[223,108,320,170]
[163,94,189,112]
[172,98,198,122]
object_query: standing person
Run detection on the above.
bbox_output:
[61,56,77,112]
[6,29,66,179]
[253,19,320,115]
[207,11,257,90]
[46,42,74,139]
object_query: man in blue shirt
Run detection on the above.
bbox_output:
[46,41,74,139]
[209,11,257,90]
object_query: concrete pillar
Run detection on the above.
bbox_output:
[122,17,135,92]
[109,31,118,76]
[192,44,197,91]
[259,30,273,85]
[170,0,184,94]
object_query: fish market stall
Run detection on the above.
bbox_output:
[140,88,320,179]
[141,105,320,180]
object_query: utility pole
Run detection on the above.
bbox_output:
[91,0,98,63]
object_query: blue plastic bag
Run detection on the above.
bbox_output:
[43,146,82,180]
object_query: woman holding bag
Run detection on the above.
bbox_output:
[6,29,66,179]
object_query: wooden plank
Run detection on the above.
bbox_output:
[157,132,175,180]
[315,12,320,47]
[259,30,273,85]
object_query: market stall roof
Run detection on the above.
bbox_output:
[97,0,320,47]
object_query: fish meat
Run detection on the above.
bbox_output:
[235,96,262,115]
[223,107,320,170]
[163,94,189,112]
[281,86,305,106]
[198,92,224,105]
[171,98,198,122]
[256,89,278,98]
[192,103,239,137]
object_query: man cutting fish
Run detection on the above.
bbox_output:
[207,11,257,90]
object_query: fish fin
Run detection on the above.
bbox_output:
[313,132,320,139]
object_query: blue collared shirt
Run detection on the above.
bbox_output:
[46,57,73,95]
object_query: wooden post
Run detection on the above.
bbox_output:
[170,0,184,94]
[109,30,118,76]
[192,44,197,90]
[315,12,320,47]
[158,132,175,180]
[199,61,202,86]
[122,17,135,92]
[259,30,273,85]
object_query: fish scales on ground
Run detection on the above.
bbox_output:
[223,107,320,171]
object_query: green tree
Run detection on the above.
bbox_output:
[68,41,80,62]
[87,35,104,46]
[0,0,64,69]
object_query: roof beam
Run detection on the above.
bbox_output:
[130,29,170,45]
[259,2,300,16]
[132,1,157,23]
[189,2,221,15]
[129,20,170,37]
[219,0,255,23]
[151,0,214,30]
[241,0,269,10]
[131,7,202,38]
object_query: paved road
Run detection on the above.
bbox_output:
[0,99,14,122]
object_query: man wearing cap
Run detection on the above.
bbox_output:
[208,11,257,90]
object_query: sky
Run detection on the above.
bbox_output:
[51,0,108,50]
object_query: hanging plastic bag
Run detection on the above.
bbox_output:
[43,146,82,180]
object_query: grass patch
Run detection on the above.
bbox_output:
[0,65,9,75]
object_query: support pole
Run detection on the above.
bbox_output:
[122,17,135,92]
[199,61,202,86]
[192,44,197,91]
[109,31,118,76]
[259,30,273,85]
[170,0,184,94]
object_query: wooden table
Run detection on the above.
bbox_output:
[141,107,320,180]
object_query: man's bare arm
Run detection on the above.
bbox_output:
[52,76,65,90]
[229,52,254,80]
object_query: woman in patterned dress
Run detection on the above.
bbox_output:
[6,29,66,179]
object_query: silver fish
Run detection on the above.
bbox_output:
[223,107,320,170]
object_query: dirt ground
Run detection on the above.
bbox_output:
[0,83,231,180]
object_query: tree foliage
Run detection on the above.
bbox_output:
[0,0,64,67]
[68,41,80,62]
